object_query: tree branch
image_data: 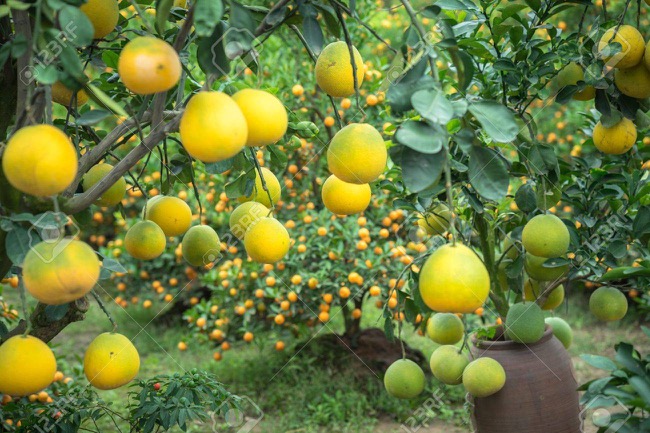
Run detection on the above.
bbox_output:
[3,297,89,343]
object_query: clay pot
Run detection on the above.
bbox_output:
[470,325,580,433]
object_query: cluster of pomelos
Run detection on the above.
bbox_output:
[558,24,649,155]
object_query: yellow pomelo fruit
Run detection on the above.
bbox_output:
[232,89,288,147]
[180,91,248,162]
[124,220,166,260]
[182,225,221,267]
[383,359,425,399]
[23,239,100,305]
[315,41,364,97]
[118,36,182,95]
[505,302,545,343]
[0,335,56,396]
[592,117,637,155]
[173,0,187,6]
[522,214,570,258]
[598,25,645,69]
[145,196,192,237]
[589,286,628,321]
[419,243,490,313]
[80,0,119,39]
[229,202,269,240]
[524,253,568,281]
[614,62,650,99]
[2,124,77,197]
[321,174,371,215]
[523,279,565,310]
[545,317,573,349]
[238,167,281,208]
[556,62,595,101]
[417,203,451,235]
[462,357,506,398]
[84,333,140,390]
[429,345,469,385]
[327,123,386,184]
[244,217,290,263]
[82,163,127,207]
[52,81,89,106]
[426,313,464,345]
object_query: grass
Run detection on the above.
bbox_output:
[3,288,648,432]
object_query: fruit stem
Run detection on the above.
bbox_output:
[442,141,457,246]
[17,277,31,336]
[91,290,118,332]
[399,0,438,78]
[248,148,275,210]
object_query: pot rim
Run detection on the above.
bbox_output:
[471,324,554,351]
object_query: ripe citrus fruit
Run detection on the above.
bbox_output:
[429,345,469,385]
[2,124,77,197]
[523,279,565,310]
[180,91,248,162]
[23,239,100,305]
[84,333,140,390]
[383,359,425,399]
[524,253,568,281]
[238,167,281,208]
[556,62,595,101]
[124,221,166,260]
[145,196,192,237]
[545,317,573,349]
[462,357,506,398]
[232,89,288,147]
[598,25,645,69]
[52,81,89,106]
[82,163,126,207]
[592,117,637,155]
[0,335,56,396]
[182,225,221,266]
[505,302,545,343]
[321,174,371,215]
[80,0,119,39]
[118,36,182,95]
[229,202,269,239]
[614,62,650,99]
[522,214,570,258]
[244,218,290,263]
[589,286,628,321]
[426,313,465,345]
[327,123,386,184]
[315,41,364,97]
[419,243,490,313]
[502,232,521,259]
[417,203,451,235]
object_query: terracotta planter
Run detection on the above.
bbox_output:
[470,325,580,433]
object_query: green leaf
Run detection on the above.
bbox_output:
[76,109,111,126]
[601,266,650,281]
[468,101,518,143]
[468,146,509,201]
[394,121,445,154]
[155,0,174,35]
[45,304,69,321]
[5,226,32,264]
[515,183,536,213]
[580,354,618,371]
[411,88,453,125]
[383,316,395,341]
[197,23,228,77]
[400,148,445,193]
[58,5,94,47]
[194,0,223,37]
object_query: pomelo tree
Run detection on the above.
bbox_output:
[0,0,648,430]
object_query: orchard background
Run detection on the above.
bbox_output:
[0,0,648,432]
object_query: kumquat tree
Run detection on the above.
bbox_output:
[0,0,648,432]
